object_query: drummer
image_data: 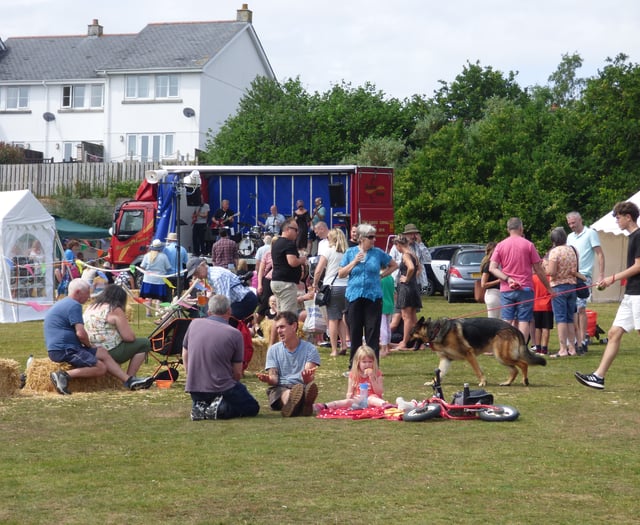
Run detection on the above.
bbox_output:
[262,205,286,234]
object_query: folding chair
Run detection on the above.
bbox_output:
[148,317,191,380]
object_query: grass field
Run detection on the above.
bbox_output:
[1,297,639,524]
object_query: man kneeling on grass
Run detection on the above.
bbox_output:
[182,294,260,421]
[44,279,154,395]
[257,310,320,417]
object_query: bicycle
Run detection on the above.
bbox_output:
[402,368,520,422]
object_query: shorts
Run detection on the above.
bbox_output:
[270,281,298,314]
[500,289,534,323]
[48,346,98,368]
[612,294,640,332]
[533,310,554,330]
[267,384,297,411]
[108,338,150,364]
[551,284,577,324]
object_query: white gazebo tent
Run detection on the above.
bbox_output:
[590,189,640,303]
[0,190,56,322]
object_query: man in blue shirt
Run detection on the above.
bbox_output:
[257,311,320,417]
[44,279,154,395]
[163,232,189,295]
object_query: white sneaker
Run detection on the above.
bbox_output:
[395,397,417,411]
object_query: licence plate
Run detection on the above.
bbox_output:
[471,272,481,279]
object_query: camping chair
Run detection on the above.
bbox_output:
[148,317,191,380]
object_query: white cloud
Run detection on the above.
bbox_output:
[3,0,640,99]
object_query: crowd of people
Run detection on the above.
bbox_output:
[44,197,640,420]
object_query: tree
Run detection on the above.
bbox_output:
[432,61,527,122]
[547,52,586,107]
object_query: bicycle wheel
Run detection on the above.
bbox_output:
[478,404,519,422]
[402,403,442,422]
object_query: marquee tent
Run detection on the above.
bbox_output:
[590,189,640,303]
[0,190,56,322]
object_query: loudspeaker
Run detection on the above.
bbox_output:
[186,187,202,206]
[329,184,345,208]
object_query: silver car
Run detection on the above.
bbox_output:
[443,247,485,303]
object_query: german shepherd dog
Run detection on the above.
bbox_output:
[410,317,546,387]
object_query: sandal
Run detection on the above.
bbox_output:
[549,351,569,358]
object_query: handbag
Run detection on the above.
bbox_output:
[303,299,327,333]
[474,279,485,304]
[576,277,590,299]
[315,275,337,307]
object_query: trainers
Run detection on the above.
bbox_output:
[204,396,223,420]
[125,375,155,390]
[575,371,605,390]
[281,384,304,417]
[191,401,208,421]
[301,382,319,417]
[50,370,71,395]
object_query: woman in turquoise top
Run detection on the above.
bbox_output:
[338,224,397,369]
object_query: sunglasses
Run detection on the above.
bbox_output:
[366,235,376,240]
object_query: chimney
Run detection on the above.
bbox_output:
[87,19,103,37]
[236,4,253,23]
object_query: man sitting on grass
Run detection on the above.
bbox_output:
[44,279,154,395]
[257,310,320,417]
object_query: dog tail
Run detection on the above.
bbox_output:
[522,345,547,366]
[511,328,546,366]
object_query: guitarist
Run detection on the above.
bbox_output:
[192,198,210,257]
[211,199,236,241]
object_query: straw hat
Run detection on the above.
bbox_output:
[149,239,164,251]
[165,232,178,242]
[403,223,420,234]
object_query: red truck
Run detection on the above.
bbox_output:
[108,165,395,272]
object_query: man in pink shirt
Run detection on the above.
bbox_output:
[489,217,552,342]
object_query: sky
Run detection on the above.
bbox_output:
[3,0,640,100]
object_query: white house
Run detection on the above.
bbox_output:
[0,4,274,163]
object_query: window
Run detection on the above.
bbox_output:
[155,75,179,98]
[62,84,103,109]
[125,76,151,99]
[7,86,29,109]
[125,74,179,99]
[126,134,175,162]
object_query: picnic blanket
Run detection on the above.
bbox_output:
[316,406,404,421]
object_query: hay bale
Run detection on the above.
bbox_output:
[0,359,22,397]
[24,358,123,394]
[247,337,269,372]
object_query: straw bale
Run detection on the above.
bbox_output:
[24,358,123,394]
[0,359,22,397]
[247,337,269,372]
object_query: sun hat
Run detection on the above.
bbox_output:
[165,232,178,242]
[149,239,164,251]
[187,257,207,278]
[403,223,420,234]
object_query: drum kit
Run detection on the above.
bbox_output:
[238,223,265,257]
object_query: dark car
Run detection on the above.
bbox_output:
[443,247,485,303]
[425,244,484,296]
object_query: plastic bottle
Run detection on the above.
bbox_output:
[352,383,369,409]
[463,382,470,404]
[26,354,34,370]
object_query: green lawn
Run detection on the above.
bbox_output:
[1,298,638,524]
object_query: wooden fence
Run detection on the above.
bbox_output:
[0,162,163,197]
